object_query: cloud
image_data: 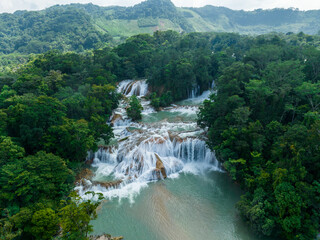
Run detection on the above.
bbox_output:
[0,0,319,13]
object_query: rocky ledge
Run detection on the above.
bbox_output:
[91,234,124,240]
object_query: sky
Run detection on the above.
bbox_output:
[0,0,320,13]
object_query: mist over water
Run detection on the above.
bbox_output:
[76,80,264,240]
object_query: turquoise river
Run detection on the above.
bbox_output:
[76,80,267,240]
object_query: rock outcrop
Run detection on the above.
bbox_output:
[90,234,124,240]
[93,180,123,189]
[75,168,94,184]
[110,113,123,126]
[154,153,167,179]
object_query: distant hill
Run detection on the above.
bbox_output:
[0,0,320,54]
[187,6,320,34]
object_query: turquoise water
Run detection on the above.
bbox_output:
[92,172,264,240]
[88,85,264,240]
[141,109,197,123]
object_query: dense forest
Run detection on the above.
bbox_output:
[0,30,319,239]
[0,49,121,239]
[1,0,320,55]
[0,6,113,54]
[197,36,320,239]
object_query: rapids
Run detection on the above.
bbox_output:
[76,80,265,240]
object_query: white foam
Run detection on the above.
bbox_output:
[168,106,199,115]
[78,80,221,201]
[118,79,149,97]
[178,90,214,106]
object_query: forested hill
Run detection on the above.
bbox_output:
[187,6,320,34]
[1,0,320,54]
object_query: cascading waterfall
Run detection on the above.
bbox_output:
[189,85,201,99]
[76,80,220,201]
[117,80,149,97]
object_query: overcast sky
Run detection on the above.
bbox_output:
[1,0,320,13]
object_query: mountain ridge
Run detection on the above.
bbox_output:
[0,0,319,54]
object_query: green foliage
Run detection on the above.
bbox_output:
[0,151,73,207]
[1,27,320,240]
[112,0,193,32]
[0,48,120,239]
[1,0,320,58]
[59,192,103,240]
[127,95,143,121]
[0,212,21,240]
[0,136,25,168]
[44,118,96,162]
[6,95,66,154]
[198,35,320,239]
[138,18,159,28]
[0,6,113,54]
[150,91,173,110]
[30,208,59,240]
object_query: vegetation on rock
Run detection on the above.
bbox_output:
[126,95,143,121]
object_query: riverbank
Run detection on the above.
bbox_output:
[91,234,123,240]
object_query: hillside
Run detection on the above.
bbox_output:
[0,0,320,54]
[187,6,320,34]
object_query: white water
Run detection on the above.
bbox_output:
[117,79,149,97]
[76,80,220,202]
[189,85,201,99]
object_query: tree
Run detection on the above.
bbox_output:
[44,70,65,95]
[0,151,73,207]
[44,118,96,162]
[0,85,16,109]
[0,211,21,240]
[89,114,114,144]
[0,136,25,168]
[30,208,59,240]
[88,84,120,116]
[197,35,320,239]
[0,110,7,135]
[59,192,103,240]
[126,95,143,121]
[295,82,320,112]
[6,95,66,154]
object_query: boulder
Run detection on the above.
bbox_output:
[145,137,167,144]
[110,113,123,126]
[85,157,94,165]
[99,146,115,153]
[154,153,167,179]
[168,132,184,143]
[93,180,123,189]
[90,234,124,240]
[75,168,94,184]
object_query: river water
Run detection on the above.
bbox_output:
[76,80,264,240]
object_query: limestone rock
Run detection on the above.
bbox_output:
[110,113,123,126]
[154,153,167,179]
[93,180,123,189]
[90,234,124,240]
[75,168,93,184]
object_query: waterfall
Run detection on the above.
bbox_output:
[189,85,201,99]
[118,80,149,97]
[76,80,221,201]
[92,136,219,181]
